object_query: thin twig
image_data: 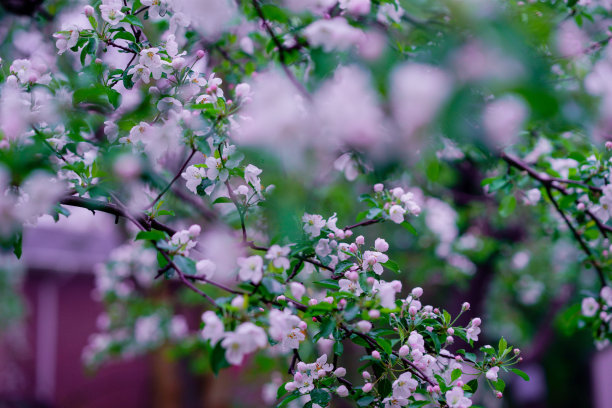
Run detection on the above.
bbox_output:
[251,0,310,99]
[147,148,197,210]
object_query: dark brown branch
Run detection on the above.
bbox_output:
[502,153,608,286]
[343,218,382,231]
[544,186,607,286]
[104,39,137,54]
[59,195,177,236]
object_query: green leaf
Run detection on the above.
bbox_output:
[212,196,234,205]
[174,256,197,275]
[276,392,299,408]
[262,277,285,294]
[377,378,391,397]
[73,86,121,110]
[443,310,451,324]
[157,210,175,216]
[401,222,417,235]
[260,4,289,23]
[367,207,382,219]
[466,379,479,393]
[493,378,505,392]
[12,232,22,259]
[382,260,400,273]
[333,341,343,355]
[357,396,375,406]
[510,368,530,381]
[426,159,440,181]
[113,30,137,42]
[376,338,392,355]
[210,342,230,375]
[310,389,331,405]
[121,14,143,28]
[343,301,360,321]
[335,260,354,274]
[314,279,340,290]
[135,230,167,241]
[499,195,516,218]
[498,337,507,353]
[451,368,462,382]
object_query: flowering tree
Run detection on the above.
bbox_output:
[1,0,612,406]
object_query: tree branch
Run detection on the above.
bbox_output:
[251,0,310,99]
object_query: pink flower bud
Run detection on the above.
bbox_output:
[371,350,381,360]
[196,50,206,59]
[496,391,503,399]
[298,321,307,330]
[188,224,201,236]
[391,280,402,292]
[462,302,470,311]
[349,243,358,253]
[447,328,455,335]
[456,380,464,387]
[324,296,334,304]
[339,298,347,307]
[368,309,380,319]
[277,295,286,301]
[514,349,521,355]
[446,336,454,344]
[345,230,353,237]
[409,306,417,316]
[472,317,482,327]
[328,233,335,239]
[84,5,94,16]
[336,385,349,397]
[433,308,440,314]
[426,326,433,332]
[317,369,326,378]
[285,382,297,392]
[294,372,303,382]
[334,367,346,377]
[433,385,441,393]
[399,345,410,357]
[455,355,463,362]
[356,235,365,245]
[577,202,585,211]
[390,313,396,319]
[357,320,372,333]
[374,238,389,252]
[309,298,318,306]
[366,277,376,285]
[427,385,434,393]
[171,57,185,70]
[362,382,373,392]
[297,362,307,371]
[348,271,359,281]
[412,287,423,297]
[362,371,371,380]
[606,141,612,150]
[374,183,384,192]
[336,230,345,239]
